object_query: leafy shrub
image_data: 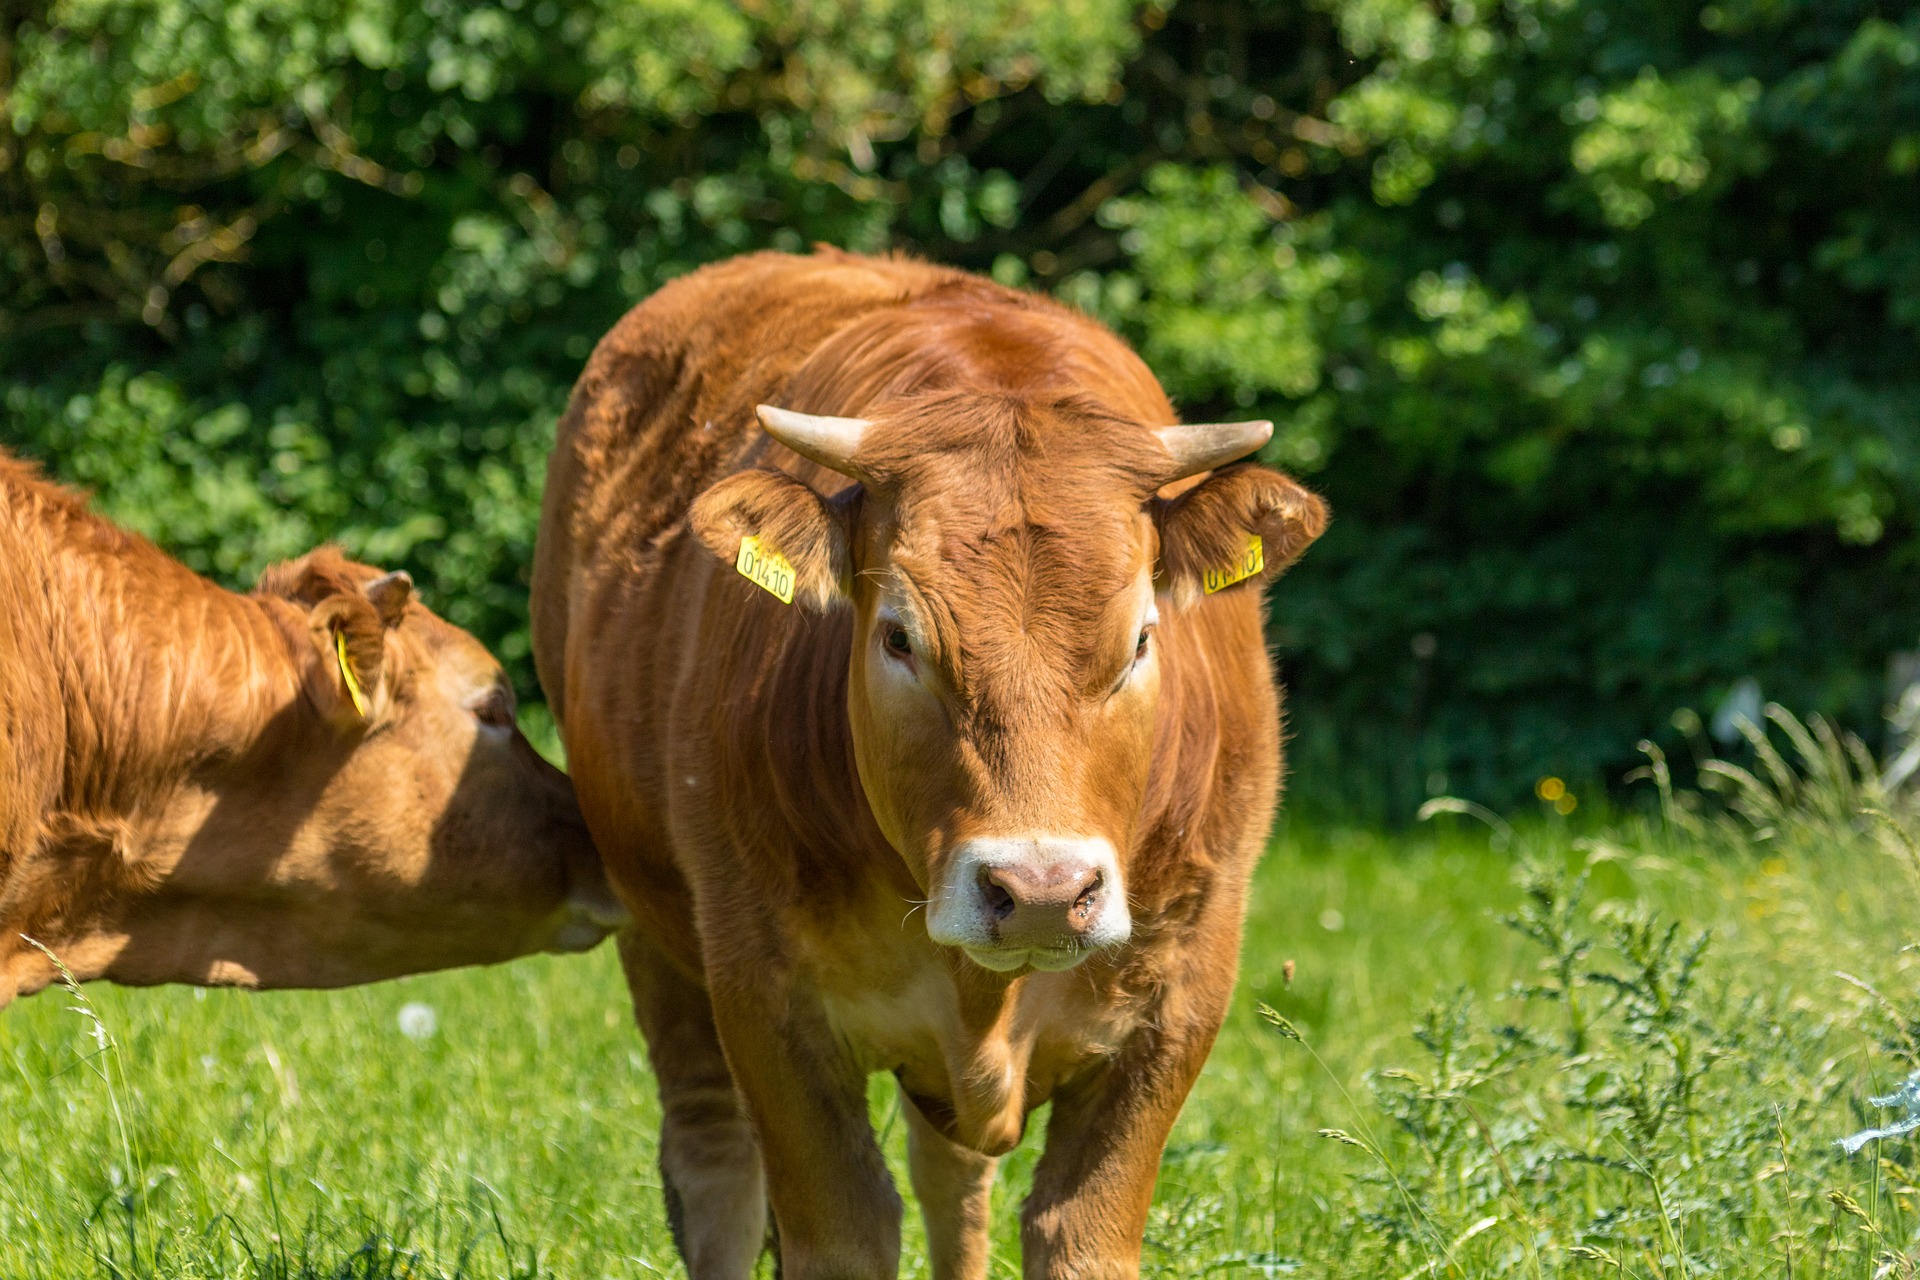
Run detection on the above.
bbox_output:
[5,0,1918,816]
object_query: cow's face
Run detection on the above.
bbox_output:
[99,552,624,990]
[692,393,1325,975]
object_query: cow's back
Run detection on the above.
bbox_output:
[531,253,937,945]
[0,460,70,885]
[538,253,940,698]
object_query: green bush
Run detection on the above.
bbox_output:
[5,0,1917,817]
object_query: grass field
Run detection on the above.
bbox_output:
[6,724,1920,1278]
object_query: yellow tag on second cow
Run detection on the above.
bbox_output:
[736,535,797,605]
[335,629,370,717]
[1203,534,1265,595]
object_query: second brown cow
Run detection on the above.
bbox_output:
[1,452,624,1005]
[533,250,1328,1279]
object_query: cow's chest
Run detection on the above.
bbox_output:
[803,910,1139,1156]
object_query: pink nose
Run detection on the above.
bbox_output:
[979,859,1105,947]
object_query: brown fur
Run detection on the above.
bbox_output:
[0,451,622,1005]
[532,249,1327,1279]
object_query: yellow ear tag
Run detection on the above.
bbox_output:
[735,535,797,605]
[335,630,370,717]
[1203,534,1265,595]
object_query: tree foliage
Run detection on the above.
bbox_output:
[4,0,1916,816]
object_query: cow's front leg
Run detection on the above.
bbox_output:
[620,931,769,1279]
[904,1092,997,1280]
[707,965,902,1279]
[1020,999,1230,1278]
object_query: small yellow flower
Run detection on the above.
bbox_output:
[1536,776,1567,802]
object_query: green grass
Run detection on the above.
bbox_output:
[7,759,1920,1277]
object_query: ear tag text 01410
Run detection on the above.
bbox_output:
[335,630,371,717]
[736,535,797,605]
[1203,534,1265,595]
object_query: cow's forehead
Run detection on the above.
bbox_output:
[857,393,1165,670]
[889,467,1148,583]
[881,496,1152,690]
[857,389,1167,493]
[884,411,1152,584]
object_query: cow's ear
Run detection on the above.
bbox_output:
[689,468,853,611]
[257,548,413,727]
[305,592,389,727]
[364,570,413,626]
[1154,463,1328,609]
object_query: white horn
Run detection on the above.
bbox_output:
[756,404,871,477]
[1153,420,1274,481]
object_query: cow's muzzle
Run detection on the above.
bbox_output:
[548,850,630,953]
[926,835,1131,971]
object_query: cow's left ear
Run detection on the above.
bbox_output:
[1154,464,1329,609]
[305,592,388,727]
[689,468,854,611]
[258,550,415,727]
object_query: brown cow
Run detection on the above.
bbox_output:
[533,249,1327,1279]
[0,451,624,1006]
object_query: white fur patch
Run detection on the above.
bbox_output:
[925,834,1131,971]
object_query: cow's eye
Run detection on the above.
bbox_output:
[883,626,913,659]
[473,685,516,728]
[1134,626,1154,663]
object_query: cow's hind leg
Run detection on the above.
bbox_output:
[904,1092,997,1280]
[620,930,768,1279]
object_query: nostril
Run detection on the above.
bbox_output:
[1071,870,1103,923]
[979,868,1018,921]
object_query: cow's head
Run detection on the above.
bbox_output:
[92,550,625,990]
[691,392,1325,974]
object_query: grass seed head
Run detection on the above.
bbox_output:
[1257,1002,1303,1041]
[1830,1189,1873,1223]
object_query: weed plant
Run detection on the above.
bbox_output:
[1247,706,1920,1278]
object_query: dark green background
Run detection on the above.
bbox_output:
[5,0,1916,819]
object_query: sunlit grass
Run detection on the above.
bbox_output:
[5,725,1920,1277]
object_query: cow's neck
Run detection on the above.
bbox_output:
[0,472,308,998]
[37,511,303,822]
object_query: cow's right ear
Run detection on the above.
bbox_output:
[688,468,854,611]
